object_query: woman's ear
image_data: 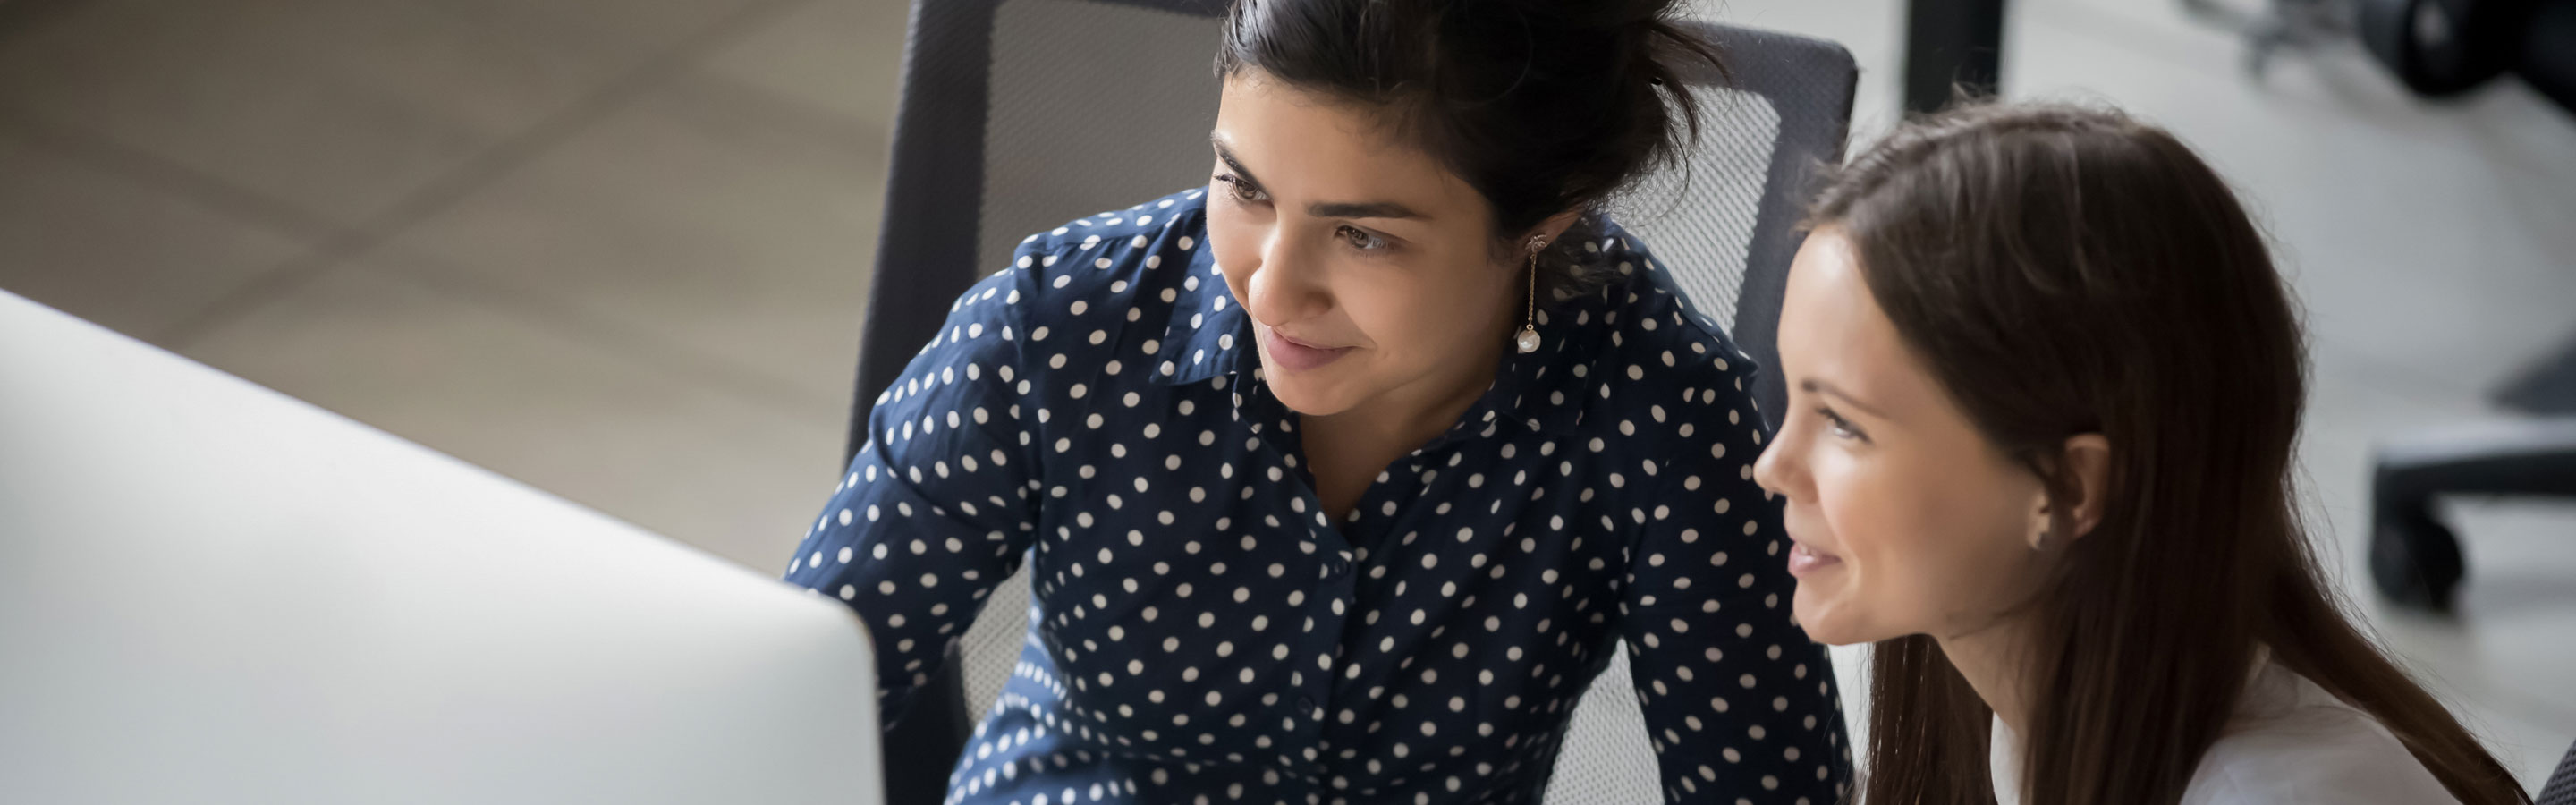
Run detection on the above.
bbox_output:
[1527,210,1582,251]
[2055,433,2112,541]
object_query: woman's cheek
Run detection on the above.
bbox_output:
[1816,456,1920,634]
[1205,215,1258,292]
[1340,274,1419,349]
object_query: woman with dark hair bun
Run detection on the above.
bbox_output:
[782,1,1853,801]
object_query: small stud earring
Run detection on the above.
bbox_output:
[1515,236,1546,354]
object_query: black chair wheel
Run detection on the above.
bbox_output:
[2357,0,2525,97]
[2370,505,2466,612]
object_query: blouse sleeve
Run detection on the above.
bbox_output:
[780,247,1057,727]
[1616,342,1854,803]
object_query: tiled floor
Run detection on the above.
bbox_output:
[2,0,2568,791]
[0,0,897,568]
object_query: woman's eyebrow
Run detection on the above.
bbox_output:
[1308,200,1422,220]
[1212,135,1424,221]
[1211,138,1265,189]
[1800,377,1891,419]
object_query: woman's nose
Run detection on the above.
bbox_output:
[1751,425,1801,500]
[1245,234,1331,326]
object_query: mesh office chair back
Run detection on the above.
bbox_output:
[848,2,1854,800]
[2539,739,2576,805]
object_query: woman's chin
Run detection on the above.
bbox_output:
[1791,586,1865,646]
[1261,364,1360,416]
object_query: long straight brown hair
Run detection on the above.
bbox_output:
[1808,102,2530,805]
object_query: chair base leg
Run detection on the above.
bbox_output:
[2370,503,2464,613]
[2366,418,2576,613]
[882,648,973,804]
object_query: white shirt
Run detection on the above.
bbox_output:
[1988,659,2460,804]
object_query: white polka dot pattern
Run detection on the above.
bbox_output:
[783,189,1851,804]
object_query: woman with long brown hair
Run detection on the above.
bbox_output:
[1751,101,2531,804]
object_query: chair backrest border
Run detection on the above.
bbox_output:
[851,0,1232,462]
[1684,21,1859,428]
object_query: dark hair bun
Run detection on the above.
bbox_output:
[1218,0,1724,299]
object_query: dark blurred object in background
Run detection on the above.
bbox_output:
[1903,0,2009,113]
[2358,0,2530,96]
[2499,331,2576,416]
[2510,0,2576,109]
[2358,0,2576,109]
[2356,0,2576,614]
[2183,0,2575,113]
[2182,0,2360,74]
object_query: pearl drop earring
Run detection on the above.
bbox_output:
[1515,236,1546,354]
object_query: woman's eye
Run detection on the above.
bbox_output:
[1817,407,1865,441]
[1216,174,1268,203]
[1336,225,1386,250]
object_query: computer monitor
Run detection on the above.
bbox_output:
[0,291,885,805]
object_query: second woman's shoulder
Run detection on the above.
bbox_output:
[2181,665,2464,805]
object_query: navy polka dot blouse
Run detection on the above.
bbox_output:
[784,188,1852,804]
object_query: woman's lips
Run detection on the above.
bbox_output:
[1787,541,1843,578]
[1262,328,1353,373]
